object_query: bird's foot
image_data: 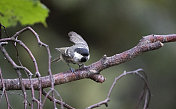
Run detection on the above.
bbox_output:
[69,67,75,73]
[78,64,85,69]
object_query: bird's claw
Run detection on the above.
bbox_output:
[70,67,75,73]
[78,64,85,69]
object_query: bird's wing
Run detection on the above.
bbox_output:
[68,31,88,46]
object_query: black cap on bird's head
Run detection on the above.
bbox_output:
[74,48,89,56]
[73,47,90,63]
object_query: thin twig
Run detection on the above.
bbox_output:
[0,68,12,109]
[29,74,41,109]
[53,89,64,109]
[42,90,75,109]
[0,42,29,109]
[13,44,29,109]
[135,70,151,109]
[86,69,151,109]
[13,40,29,109]
[43,44,57,108]
[11,27,40,77]
[0,41,33,75]
[42,88,64,109]
[16,70,28,109]
[0,38,38,75]
[42,89,53,107]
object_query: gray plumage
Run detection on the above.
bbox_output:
[68,31,88,46]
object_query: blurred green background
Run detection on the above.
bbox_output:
[1,0,176,109]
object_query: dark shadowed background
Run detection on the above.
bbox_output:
[0,0,176,109]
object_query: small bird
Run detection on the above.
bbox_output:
[52,31,90,72]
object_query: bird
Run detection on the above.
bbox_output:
[52,31,90,72]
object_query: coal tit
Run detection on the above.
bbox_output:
[53,31,90,72]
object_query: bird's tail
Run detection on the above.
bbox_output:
[51,57,61,63]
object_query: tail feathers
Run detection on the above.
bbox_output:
[51,57,61,63]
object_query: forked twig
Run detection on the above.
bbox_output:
[0,26,64,108]
[86,69,150,109]
[0,27,42,108]
[0,42,29,109]
[42,88,64,109]
[42,90,75,109]
[12,27,43,108]
[11,27,57,108]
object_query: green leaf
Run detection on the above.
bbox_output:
[0,0,49,27]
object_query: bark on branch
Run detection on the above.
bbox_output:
[0,34,176,90]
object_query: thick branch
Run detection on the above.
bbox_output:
[0,34,176,90]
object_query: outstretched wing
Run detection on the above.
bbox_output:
[68,31,88,46]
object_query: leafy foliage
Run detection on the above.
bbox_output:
[0,0,49,27]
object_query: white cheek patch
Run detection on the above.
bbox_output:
[87,55,90,60]
[74,52,83,59]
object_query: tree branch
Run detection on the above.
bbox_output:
[0,33,176,90]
